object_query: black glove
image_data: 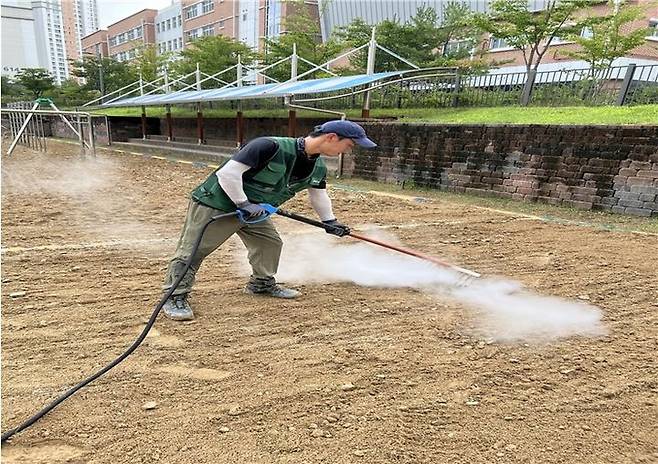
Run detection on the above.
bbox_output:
[237,201,267,220]
[322,219,350,237]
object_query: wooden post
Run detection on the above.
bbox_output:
[236,110,244,147]
[288,109,297,137]
[165,105,173,141]
[141,105,147,140]
[196,102,204,145]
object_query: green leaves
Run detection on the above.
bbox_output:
[474,0,591,71]
[13,68,55,99]
[561,1,649,70]
[172,36,257,86]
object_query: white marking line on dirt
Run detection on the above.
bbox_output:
[1,238,174,254]
[362,189,658,237]
[0,222,459,256]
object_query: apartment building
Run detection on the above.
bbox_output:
[61,0,98,63]
[1,0,99,83]
[81,28,108,57]
[155,2,184,55]
[107,9,157,62]
[1,1,41,77]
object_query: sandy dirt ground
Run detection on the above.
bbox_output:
[2,140,657,464]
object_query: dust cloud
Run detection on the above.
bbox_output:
[1,153,168,249]
[270,230,606,343]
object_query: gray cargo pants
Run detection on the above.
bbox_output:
[163,199,283,296]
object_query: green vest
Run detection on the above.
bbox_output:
[191,137,327,212]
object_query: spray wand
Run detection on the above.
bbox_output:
[275,209,481,284]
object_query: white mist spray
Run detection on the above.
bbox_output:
[1,153,169,250]
[259,229,606,343]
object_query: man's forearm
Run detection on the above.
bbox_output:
[308,187,335,221]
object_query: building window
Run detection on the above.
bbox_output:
[166,18,171,30]
[202,0,214,14]
[178,37,183,49]
[178,15,182,27]
[185,5,198,19]
[489,37,509,50]
[218,19,225,28]
[156,22,160,33]
[649,19,658,39]
[186,29,200,41]
[202,25,214,36]
[243,13,247,21]
[136,26,142,38]
[580,26,593,39]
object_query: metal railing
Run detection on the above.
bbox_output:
[359,63,657,109]
[1,100,97,156]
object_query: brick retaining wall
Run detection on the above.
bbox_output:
[346,123,658,217]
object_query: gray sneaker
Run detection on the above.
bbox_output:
[244,284,301,299]
[163,294,194,321]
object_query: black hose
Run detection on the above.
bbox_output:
[1,211,237,443]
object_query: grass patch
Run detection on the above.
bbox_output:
[94,105,658,125]
[334,178,658,234]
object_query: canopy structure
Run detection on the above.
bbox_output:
[100,71,409,108]
[92,30,455,154]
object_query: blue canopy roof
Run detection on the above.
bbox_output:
[102,71,402,107]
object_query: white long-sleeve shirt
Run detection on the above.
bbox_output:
[216,160,335,221]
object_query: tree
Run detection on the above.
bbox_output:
[335,16,423,72]
[474,0,590,74]
[438,2,481,60]
[1,75,25,97]
[132,44,171,83]
[334,5,483,73]
[172,35,257,88]
[44,78,96,107]
[562,0,649,71]
[13,68,55,99]
[71,55,138,94]
[263,0,343,81]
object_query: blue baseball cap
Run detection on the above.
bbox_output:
[315,120,377,148]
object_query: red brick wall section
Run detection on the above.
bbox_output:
[349,123,658,217]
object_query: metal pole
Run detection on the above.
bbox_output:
[88,116,96,156]
[77,114,85,156]
[196,62,202,91]
[287,44,298,137]
[27,110,36,149]
[99,64,105,102]
[105,115,112,146]
[38,114,47,151]
[617,63,636,106]
[236,54,244,147]
[362,27,377,119]
[164,65,170,93]
[452,71,461,107]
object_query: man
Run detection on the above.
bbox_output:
[162,120,377,321]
